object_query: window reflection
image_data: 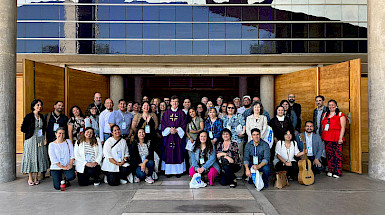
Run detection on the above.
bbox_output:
[226,41,242,55]
[176,41,193,55]
[144,41,160,55]
[160,41,175,55]
[193,41,208,55]
[209,41,225,55]
[126,41,143,54]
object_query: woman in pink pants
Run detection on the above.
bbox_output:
[189,131,220,186]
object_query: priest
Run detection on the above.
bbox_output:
[161,95,187,177]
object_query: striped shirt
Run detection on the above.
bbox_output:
[84,142,96,163]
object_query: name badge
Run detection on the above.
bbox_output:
[209,131,214,139]
[86,153,92,162]
[37,129,43,137]
[141,155,146,163]
[53,123,59,131]
[253,156,258,165]
[80,128,84,133]
[145,125,151,134]
[324,124,329,131]
[200,157,205,165]
[307,146,313,155]
[60,157,65,164]
[121,122,127,130]
[117,151,122,162]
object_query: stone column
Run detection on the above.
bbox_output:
[260,75,274,117]
[238,77,248,98]
[0,0,16,183]
[134,77,143,103]
[368,0,385,180]
[110,75,124,110]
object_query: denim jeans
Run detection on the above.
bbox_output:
[249,165,270,188]
[50,168,76,190]
[103,133,111,143]
[136,160,155,180]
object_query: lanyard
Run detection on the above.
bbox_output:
[52,112,60,123]
[254,145,257,157]
[209,118,215,132]
[95,103,100,113]
[119,110,125,121]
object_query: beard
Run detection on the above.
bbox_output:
[288,99,295,103]
[244,104,251,108]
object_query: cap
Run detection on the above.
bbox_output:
[243,95,251,100]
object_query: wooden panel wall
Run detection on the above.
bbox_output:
[349,59,362,173]
[319,61,351,171]
[361,77,369,153]
[274,68,318,128]
[34,62,65,115]
[17,74,24,153]
[23,59,34,116]
[66,68,110,116]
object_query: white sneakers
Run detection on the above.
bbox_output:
[120,179,128,184]
[104,176,108,183]
[332,175,340,178]
[94,182,100,186]
[145,176,154,184]
[134,176,140,183]
[327,172,333,177]
[127,173,134,183]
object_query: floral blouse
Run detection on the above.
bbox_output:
[67,117,85,142]
[222,114,246,144]
[216,141,241,165]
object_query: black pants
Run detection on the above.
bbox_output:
[77,165,101,186]
[220,164,241,185]
[50,168,76,190]
[105,166,132,186]
[275,161,299,179]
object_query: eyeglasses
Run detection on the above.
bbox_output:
[227,107,235,109]
[222,106,227,108]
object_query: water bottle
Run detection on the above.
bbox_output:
[60,180,66,191]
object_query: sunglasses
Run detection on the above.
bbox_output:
[227,107,235,109]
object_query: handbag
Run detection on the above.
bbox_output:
[189,173,207,189]
[250,168,264,191]
[274,171,289,189]
[263,125,274,148]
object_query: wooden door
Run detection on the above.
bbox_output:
[274,59,362,173]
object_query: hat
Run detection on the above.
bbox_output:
[233,97,240,101]
[243,95,251,100]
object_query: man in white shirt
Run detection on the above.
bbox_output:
[237,95,251,115]
[182,98,191,115]
[99,98,114,144]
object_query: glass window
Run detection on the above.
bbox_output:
[343,23,359,38]
[17,6,26,20]
[176,41,193,55]
[95,41,110,54]
[143,6,159,21]
[359,40,367,53]
[276,24,291,38]
[42,40,59,53]
[176,24,192,39]
[226,23,241,39]
[25,40,42,53]
[291,6,308,21]
[42,23,59,38]
[176,6,192,21]
[209,24,225,39]
[275,9,291,21]
[292,41,308,53]
[126,41,143,54]
[41,5,59,20]
[25,23,42,38]
[59,5,65,21]
[242,7,258,21]
[242,40,258,55]
[226,7,242,21]
[359,26,367,38]
[292,24,308,38]
[209,41,225,55]
[143,24,159,39]
[17,40,25,53]
[209,7,225,22]
[326,23,342,38]
[309,24,325,38]
[79,41,94,54]
[96,6,109,21]
[126,24,143,38]
[342,5,359,22]
[276,41,291,54]
[259,7,274,21]
[160,24,175,39]
[259,41,277,54]
[110,41,126,54]
[160,41,175,55]
[143,41,160,55]
[259,24,275,39]
[326,41,342,53]
[309,41,325,53]
[193,24,208,39]
[193,7,208,22]
[126,6,143,21]
[226,41,242,55]
[110,5,126,21]
[17,23,26,38]
[24,6,42,20]
[160,6,175,21]
[325,5,342,21]
[308,5,326,21]
[343,41,358,53]
[242,24,258,39]
[95,23,110,38]
[193,41,208,55]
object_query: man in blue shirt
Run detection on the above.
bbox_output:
[108,99,134,141]
[244,128,271,188]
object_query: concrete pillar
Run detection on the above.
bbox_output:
[60,0,77,53]
[368,0,385,180]
[134,77,143,103]
[238,77,248,98]
[260,75,275,117]
[110,75,124,110]
[0,0,16,183]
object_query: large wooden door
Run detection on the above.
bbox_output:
[274,59,362,173]
[21,60,109,152]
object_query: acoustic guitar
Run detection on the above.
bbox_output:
[298,134,315,185]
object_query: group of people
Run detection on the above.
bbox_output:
[21,92,346,190]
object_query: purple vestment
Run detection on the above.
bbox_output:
[161,108,187,164]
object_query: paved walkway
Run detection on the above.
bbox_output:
[1,158,385,215]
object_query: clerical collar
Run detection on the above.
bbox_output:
[171,107,178,112]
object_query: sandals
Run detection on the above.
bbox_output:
[34,180,40,185]
[28,181,34,186]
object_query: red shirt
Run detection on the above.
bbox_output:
[321,112,346,142]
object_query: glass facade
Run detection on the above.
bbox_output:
[17,0,367,55]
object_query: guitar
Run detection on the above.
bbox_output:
[298,134,315,185]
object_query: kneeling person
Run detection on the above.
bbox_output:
[244,128,271,189]
[190,131,220,186]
